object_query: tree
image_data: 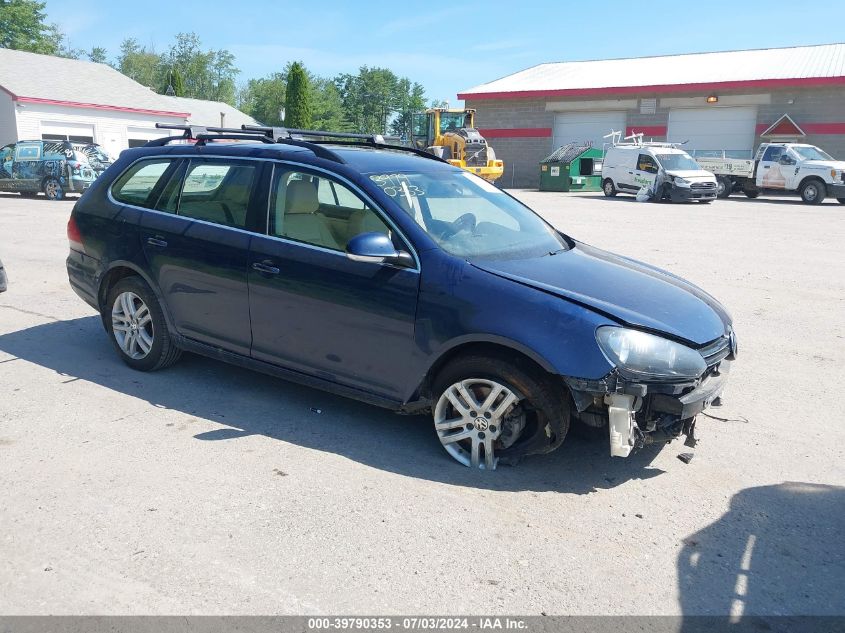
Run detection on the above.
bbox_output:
[87,46,108,64]
[391,79,426,139]
[162,33,239,104]
[117,38,163,89]
[238,73,286,126]
[161,67,185,96]
[0,0,82,58]
[0,0,55,54]
[284,62,311,129]
[310,76,346,131]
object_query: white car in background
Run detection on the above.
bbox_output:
[602,142,718,202]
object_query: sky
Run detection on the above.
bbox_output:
[43,0,840,106]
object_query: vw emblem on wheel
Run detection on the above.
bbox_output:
[474,417,489,431]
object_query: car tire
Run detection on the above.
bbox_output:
[743,188,759,199]
[602,178,617,197]
[716,176,732,198]
[800,180,826,205]
[105,276,181,372]
[431,354,569,469]
[43,177,64,201]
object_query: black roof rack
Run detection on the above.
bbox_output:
[144,122,446,164]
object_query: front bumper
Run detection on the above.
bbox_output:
[669,182,718,202]
[826,183,845,198]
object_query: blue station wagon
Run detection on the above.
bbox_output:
[66,125,737,469]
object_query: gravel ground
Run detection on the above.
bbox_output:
[0,190,843,616]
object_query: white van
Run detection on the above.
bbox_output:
[601,143,718,202]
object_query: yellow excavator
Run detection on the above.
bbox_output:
[410,108,504,183]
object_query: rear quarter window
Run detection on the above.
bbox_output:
[111,159,173,208]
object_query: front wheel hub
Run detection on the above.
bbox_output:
[434,378,520,469]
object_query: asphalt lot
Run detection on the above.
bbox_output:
[0,189,843,616]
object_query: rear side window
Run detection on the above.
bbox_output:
[111,159,173,208]
[177,160,257,229]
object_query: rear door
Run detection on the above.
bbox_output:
[247,164,420,400]
[125,157,262,355]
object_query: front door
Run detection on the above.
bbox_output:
[756,145,788,189]
[634,153,660,191]
[248,166,420,400]
[123,157,260,355]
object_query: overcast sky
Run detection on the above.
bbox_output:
[43,0,840,106]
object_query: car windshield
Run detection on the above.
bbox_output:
[791,145,833,161]
[369,170,567,260]
[656,153,701,171]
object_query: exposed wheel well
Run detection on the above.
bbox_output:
[98,267,140,311]
[419,342,559,401]
[799,176,826,189]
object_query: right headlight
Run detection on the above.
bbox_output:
[596,326,707,381]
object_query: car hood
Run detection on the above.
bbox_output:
[666,169,716,180]
[471,241,730,346]
[800,159,845,170]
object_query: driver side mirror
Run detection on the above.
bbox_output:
[346,232,414,268]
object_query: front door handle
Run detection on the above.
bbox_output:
[763,165,770,169]
[146,236,168,248]
[628,171,634,174]
[252,261,280,275]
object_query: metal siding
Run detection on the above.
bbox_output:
[667,107,758,154]
[552,111,626,151]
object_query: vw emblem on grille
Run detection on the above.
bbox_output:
[474,417,489,431]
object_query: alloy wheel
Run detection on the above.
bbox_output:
[434,378,521,469]
[111,291,154,360]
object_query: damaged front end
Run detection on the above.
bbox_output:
[565,328,737,457]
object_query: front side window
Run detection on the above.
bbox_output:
[369,170,567,260]
[637,154,659,174]
[439,112,467,134]
[177,161,256,229]
[270,169,390,251]
[762,146,785,162]
[111,159,173,208]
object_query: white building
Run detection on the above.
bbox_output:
[0,48,259,158]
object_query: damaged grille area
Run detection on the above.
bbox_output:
[698,335,731,367]
[691,182,717,190]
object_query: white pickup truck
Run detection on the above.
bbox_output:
[696,142,845,204]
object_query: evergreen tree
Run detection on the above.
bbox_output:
[284,62,312,129]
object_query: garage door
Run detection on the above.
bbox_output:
[667,107,757,157]
[553,111,626,151]
[40,121,95,144]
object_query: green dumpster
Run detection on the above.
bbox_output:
[539,143,604,192]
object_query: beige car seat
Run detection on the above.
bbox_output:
[280,179,342,250]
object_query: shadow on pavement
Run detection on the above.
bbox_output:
[0,315,672,494]
[678,482,845,629]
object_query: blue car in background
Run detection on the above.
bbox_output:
[66,125,736,469]
[0,140,98,200]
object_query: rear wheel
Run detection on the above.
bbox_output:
[602,178,617,197]
[43,177,64,201]
[800,180,826,205]
[432,355,569,469]
[716,176,732,198]
[105,276,181,371]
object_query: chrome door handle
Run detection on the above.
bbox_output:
[252,261,280,275]
[146,237,168,247]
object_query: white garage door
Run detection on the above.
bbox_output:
[667,107,757,157]
[40,121,95,143]
[553,111,626,151]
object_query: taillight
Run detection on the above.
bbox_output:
[67,215,85,253]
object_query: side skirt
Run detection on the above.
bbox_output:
[175,336,406,412]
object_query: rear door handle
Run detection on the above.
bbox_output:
[252,261,280,275]
[146,236,168,248]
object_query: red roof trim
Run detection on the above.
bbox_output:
[459,76,845,101]
[479,127,552,138]
[625,125,667,137]
[14,96,189,118]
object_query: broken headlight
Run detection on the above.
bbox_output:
[596,326,706,381]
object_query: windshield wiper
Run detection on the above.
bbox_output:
[544,248,566,257]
